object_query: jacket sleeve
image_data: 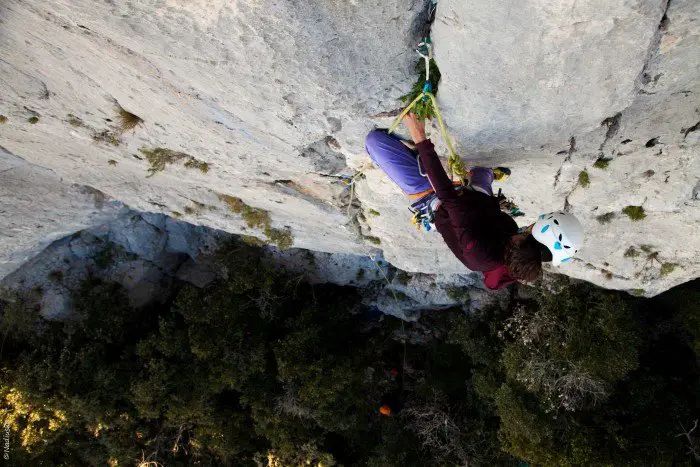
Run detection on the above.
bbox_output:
[415,139,456,201]
[416,139,473,236]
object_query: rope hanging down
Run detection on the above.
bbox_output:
[387,38,468,181]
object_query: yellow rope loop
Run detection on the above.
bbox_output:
[447,153,468,181]
[387,92,426,135]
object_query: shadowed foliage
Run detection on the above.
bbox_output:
[1,240,697,466]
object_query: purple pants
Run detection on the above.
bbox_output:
[364,130,494,196]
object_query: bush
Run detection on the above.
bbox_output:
[116,107,143,131]
[139,147,209,176]
[578,170,590,188]
[593,158,611,169]
[493,279,698,465]
[0,241,383,465]
[399,58,441,121]
[622,205,646,221]
[1,249,696,466]
[502,284,640,411]
[219,194,294,248]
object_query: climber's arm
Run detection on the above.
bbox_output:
[404,114,457,201]
[415,139,458,201]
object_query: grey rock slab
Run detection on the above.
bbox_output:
[432,0,667,151]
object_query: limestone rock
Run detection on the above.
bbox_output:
[0,0,698,297]
[0,0,423,277]
[428,0,699,296]
[432,0,668,151]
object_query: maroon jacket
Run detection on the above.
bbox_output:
[416,139,517,290]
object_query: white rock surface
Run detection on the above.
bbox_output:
[425,0,700,296]
[0,0,423,268]
[1,0,698,297]
[432,0,668,150]
[0,146,126,278]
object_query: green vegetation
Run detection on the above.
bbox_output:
[368,209,381,217]
[263,226,293,250]
[596,212,615,224]
[239,235,265,247]
[364,235,381,245]
[139,147,209,177]
[624,246,639,258]
[593,158,611,169]
[578,170,590,188]
[183,158,210,173]
[93,130,120,146]
[400,58,441,121]
[355,268,365,281]
[27,116,39,124]
[219,194,294,249]
[445,285,471,304]
[1,245,697,465]
[242,206,269,229]
[640,244,654,254]
[225,195,267,227]
[395,271,411,286]
[0,115,8,124]
[171,211,182,218]
[660,262,678,277]
[630,288,645,296]
[219,194,246,213]
[67,114,83,127]
[93,241,126,269]
[622,205,646,221]
[116,107,143,131]
[107,159,117,166]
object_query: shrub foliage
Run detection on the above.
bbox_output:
[0,241,697,466]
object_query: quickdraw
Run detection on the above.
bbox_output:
[387,37,468,182]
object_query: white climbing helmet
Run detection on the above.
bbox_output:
[532,211,584,265]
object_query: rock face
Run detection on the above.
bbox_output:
[0,0,424,263]
[432,0,668,150]
[429,0,700,296]
[1,209,490,321]
[0,0,698,296]
[0,147,126,278]
[0,210,229,318]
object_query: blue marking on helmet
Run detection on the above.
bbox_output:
[561,257,571,263]
[554,241,562,250]
[540,225,550,233]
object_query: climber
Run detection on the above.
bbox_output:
[364,114,584,289]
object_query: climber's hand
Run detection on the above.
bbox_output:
[403,113,426,144]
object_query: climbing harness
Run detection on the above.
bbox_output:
[409,191,439,232]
